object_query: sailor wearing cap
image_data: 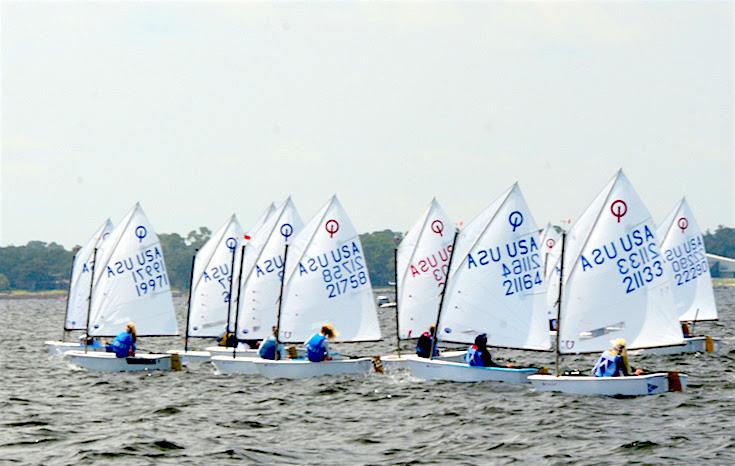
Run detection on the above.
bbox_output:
[592,338,642,377]
[305,324,338,362]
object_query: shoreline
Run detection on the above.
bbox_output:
[1,279,733,300]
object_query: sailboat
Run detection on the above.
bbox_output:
[166,214,244,365]
[538,223,563,331]
[529,170,688,395]
[253,195,382,379]
[405,183,548,383]
[66,203,179,372]
[46,219,114,355]
[380,199,466,370]
[204,203,276,357]
[212,197,304,374]
[636,197,720,354]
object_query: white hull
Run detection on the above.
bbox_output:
[205,346,260,358]
[45,340,106,356]
[630,337,720,355]
[528,373,688,396]
[380,350,466,371]
[165,350,212,365]
[405,358,538,383]
[254,358,375,379]
[211,355,262,375]
[66,351,171,372]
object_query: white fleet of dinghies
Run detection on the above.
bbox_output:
[204,203,276,358]
[66,203,179,372]
[406,183,550,383]
[49,180,712,396]
[166,214,244,365]
[212,198,305,374]
[45,219,114,355]
[635,197,720,355]
[529,170,689,396]
[252,195,383,379]
[380,199,466,370]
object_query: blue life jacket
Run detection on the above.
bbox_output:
[258,336,278,360]
[108,331,135,358]
[593,350,623,377]
[306,334,328,362]
[465,345,485,367]
[416,332,439,358]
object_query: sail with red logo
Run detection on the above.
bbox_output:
[657,198,718,322]
[556,169,683,354]
[276,195,381,344]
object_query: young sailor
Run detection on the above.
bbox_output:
[592,338,642,377]
[218,331,236,347]
[464,333,502,367]
[258,326,282,360]
[105,323,137,358]
[79,334,103,349]
[305,324,337,362]
[415,325,440,359]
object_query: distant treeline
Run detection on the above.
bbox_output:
[0,229,403,292]
[1,226,733,292]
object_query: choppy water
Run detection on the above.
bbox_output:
[2,288,735,465]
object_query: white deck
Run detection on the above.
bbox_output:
[66,351,172,372]
[405,358,538,383]
[45,340,106,356]
[254,358,375,379]
[529,372,688,396]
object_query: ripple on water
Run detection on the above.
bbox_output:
[1,291,735,465]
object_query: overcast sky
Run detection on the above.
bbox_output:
[1,1,733,248]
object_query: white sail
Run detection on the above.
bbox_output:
[539,223,562,281]
[223,202,276,332]
[65,219,114,330]
[88,203,178,337]
[278,195,381,343]
[236,197,304,340]
[397,199,454,339]
[558,170,683,354]
[657,198,717,321]
[188,215,244,337]
[438,183,551,350]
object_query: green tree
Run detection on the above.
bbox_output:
[703,226,735,258]
[360,230,402,286]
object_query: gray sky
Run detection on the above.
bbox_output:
[2,1,733,248]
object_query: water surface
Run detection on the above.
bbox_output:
[1,289,734,465]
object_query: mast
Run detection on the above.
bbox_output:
[183,251,197,352]
[393,245,401,357]
[429,229,460,360]
[554,232,567,376]
[61,251,78,341]
[224,244,238,347]
[232,245,247,358]
[274,244,289,345]
[83,248,98,354]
